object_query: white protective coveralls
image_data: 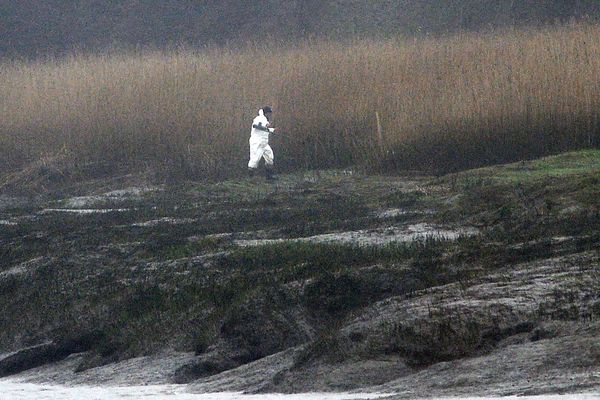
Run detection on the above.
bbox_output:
[247,109,275,169]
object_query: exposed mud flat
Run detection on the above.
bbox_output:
[234,223,478,247]
[374,209,435,219]
[132,217,198,227]
[2,381,600,400]
[40,208,131,214]
[0,380,392,400]
[62,187,158,209]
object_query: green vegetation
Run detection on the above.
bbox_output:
[443,150,600,185]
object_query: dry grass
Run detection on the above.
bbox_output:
[1,22,600,183]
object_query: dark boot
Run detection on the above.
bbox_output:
[248,167,257,178]
[265,166,277,181]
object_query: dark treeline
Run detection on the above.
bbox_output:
[2,0,600,58]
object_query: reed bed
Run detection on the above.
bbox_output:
[1,22,600,183]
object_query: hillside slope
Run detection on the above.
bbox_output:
[1,150,599,396]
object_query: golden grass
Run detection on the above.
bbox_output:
[1,22,600,182]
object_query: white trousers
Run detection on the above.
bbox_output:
[248,136,274,168]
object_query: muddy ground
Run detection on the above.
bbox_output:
[1,150,600,398]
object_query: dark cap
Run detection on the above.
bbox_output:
[262,106,273,113]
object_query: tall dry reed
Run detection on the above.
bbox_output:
[1,22,599,182]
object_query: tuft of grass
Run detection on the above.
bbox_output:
[293,330,349,367]
[302,273,365,314]
[136,236,226,261]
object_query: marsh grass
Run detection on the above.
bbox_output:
[2,22,600,184]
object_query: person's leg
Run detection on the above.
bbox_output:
[248,138,263,175]
[263,145,276,180]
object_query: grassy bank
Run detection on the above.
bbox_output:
[0,150,599,381]
[1,22,600,185]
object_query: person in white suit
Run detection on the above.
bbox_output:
[248,106,279,180]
